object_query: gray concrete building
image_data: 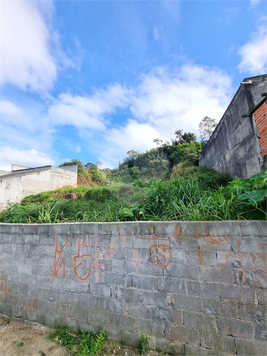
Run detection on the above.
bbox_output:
[0,164,77,211]
[199,74,267,178]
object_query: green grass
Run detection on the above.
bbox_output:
[47,325,108,355]
[1,170,265,223]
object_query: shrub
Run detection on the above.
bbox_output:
[84,187,114,202]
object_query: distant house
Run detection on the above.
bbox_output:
[199,74,267,179]
[0,164,77,211]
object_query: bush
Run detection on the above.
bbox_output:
[84,187,114,202]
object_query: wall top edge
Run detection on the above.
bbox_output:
[0,220,266,226]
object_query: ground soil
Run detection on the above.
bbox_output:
[0,315,165,356]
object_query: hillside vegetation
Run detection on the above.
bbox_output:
[1,133,266,223]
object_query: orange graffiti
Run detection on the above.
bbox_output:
[149,244,172,268]
[197,230,232,269]
[54,235,69,279]
[140,226,172,268]
[140,226,170,241]
[174,225,183,241]
[72,237,92,282]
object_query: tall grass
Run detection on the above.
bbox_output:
[1,171,265,223]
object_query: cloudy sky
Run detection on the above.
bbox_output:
[0,0,266,170]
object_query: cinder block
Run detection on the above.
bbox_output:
[105,272,125,286]
[170,248,187,264]
[0,234,12,244]
[200,331,236,354]
[3,243,16,254]
[97,222,120,235]
[185,344,220,355]
[132,275,158,291]
[17,264,32,275]
[187,281,219,299]
[78,222,99,235]
[134,261,164,277]
[141,290,168,307]
[23,225,38,235]
[121,330,140,348]
[88,282,111,298]
[234,237,267,254]
[203,298,238,319]
[171,294,202,313]
[240,221,267,237]
[0,224,13,234]
[158,277,186,294]
[128,302,150,319]
[255,324,267,341]
[155,338,185,355]
[235,338,267,356]
[11,234,25,244]
[24,235,39,245]
[216,316,253,339]
[115,287,141,303]
[183,311,217,334]
[132,316,151,335]
[104,326,122,341]
[199,266,233,284]
[166,324,199,346]
[149,320,165,338]
[164,262,199,280]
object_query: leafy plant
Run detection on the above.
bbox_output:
[76,328,107,356]
[84,187,114,202]
[47,325,108,355]
[37,202,59,223]
[47,325,76,350]
[221,170,267,220]
[140,333,150,355]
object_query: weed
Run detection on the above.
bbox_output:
[47,325,76,350]
[17,342,24,347]
[2,317,11,324]
[84,187,114,202]
[140,333,150,355]
[47,325,108,355]
[76,328,108,356]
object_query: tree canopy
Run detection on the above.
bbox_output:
[198,116,217,141]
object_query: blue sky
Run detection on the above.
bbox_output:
[0,0,267,170]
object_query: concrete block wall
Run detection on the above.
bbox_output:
[0,221,266,355]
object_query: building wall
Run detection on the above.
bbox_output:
[254,100,267,161]
[0,221,266,355]
[0,166,77,211]
[199,75,267,178]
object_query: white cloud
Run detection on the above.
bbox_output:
[130,65,232,138]
[0,147,55,171]
[49,84,130,129]
[250,0,263,5]
[107,119,160,153]
[0,65,233,170]
[238,19,267,74]
[98,65,233,168]
[0,0,67,92]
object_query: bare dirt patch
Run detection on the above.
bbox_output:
[0,316,165,356]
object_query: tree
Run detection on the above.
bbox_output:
[198,116,217,141]
[60,158,84,174]
[174,130,196,144]
[153,138,163,147]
